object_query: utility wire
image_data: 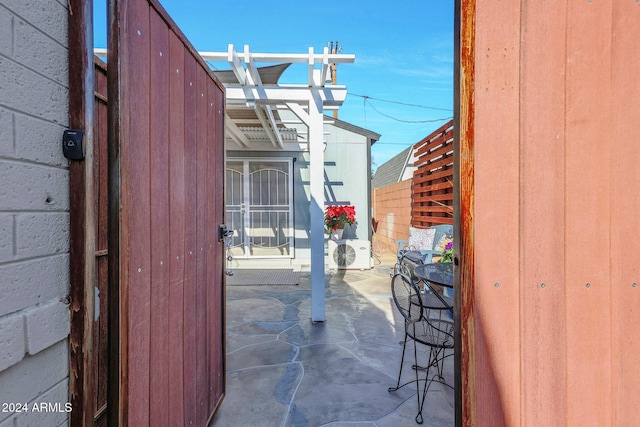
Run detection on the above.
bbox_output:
[366,101,452,123]
[349,92,453,112]
[351,92,452,124]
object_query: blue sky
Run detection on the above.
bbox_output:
[94,1,454,170]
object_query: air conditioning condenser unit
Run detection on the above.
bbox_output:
[327,239,371,270]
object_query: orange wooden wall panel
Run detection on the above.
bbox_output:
[519,2,568,425]
[468,1,640,426]
[610,3,640,425]
[472,2,521,425]
[564,4,612,426]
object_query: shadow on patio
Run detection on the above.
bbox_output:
[209,258,454,427]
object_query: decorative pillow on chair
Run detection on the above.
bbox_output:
[407,227,436,251]
[435,234,452,251]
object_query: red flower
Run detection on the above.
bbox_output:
[324,205,356,232]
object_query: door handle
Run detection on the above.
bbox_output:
[218,224,233,243]
[219,224,234,277]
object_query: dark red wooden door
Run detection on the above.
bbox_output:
[108,1,225,425]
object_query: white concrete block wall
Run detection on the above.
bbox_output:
[0,0,70,425]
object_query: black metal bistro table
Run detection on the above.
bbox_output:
[413,262,454,312]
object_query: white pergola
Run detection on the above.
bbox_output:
[201,44,355,322]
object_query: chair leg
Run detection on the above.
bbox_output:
[418,354,433,421]
[388,332,426,424]
[413,338,424,424]
[429,346,445,378]
[419,344,445,420]
[388,332,409,392]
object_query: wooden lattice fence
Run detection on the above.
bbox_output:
[411,120,454,227]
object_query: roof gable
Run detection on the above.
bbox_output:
[372,146,413,188]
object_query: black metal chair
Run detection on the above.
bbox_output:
[388,273,454,424]
[393,225,453,283]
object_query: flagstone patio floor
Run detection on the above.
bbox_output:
[209,259,454,427]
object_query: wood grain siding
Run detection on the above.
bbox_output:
[474,1,521,425]
[462,1,640,425]
[565,4,612,426]
[519,2,567,426]
[182,47,198,427]
[148,10,170,427]
[109,0,226,425]
[611,4,640,424]
[208,78,226,417]
[167,30,186,427]
[412,120,454,228]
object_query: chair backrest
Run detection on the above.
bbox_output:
[404,224,453,253]
[390,273,423,323]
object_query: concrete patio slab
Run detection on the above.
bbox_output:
[210,261,454,427]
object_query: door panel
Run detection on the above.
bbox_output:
[109,0,226,425]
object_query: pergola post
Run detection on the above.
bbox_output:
[309,93,325,322]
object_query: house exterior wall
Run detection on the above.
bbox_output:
[226,120,373,268]
[323,124,371,242]
[0,1,70,426]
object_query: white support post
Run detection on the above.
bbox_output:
[309,93,325,322]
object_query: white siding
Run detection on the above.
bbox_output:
[323,124,372,241]
[0,0,70,425]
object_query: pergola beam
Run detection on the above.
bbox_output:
[199,49,355,65]
[227,44,247,86]
[242,45,283,148]
[224,114,250,148]
[224,85,348,106]
[253,105,281,148]
[286,101,310,126]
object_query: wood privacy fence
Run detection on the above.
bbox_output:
[371,120,454,249]
[411,120,454,228]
